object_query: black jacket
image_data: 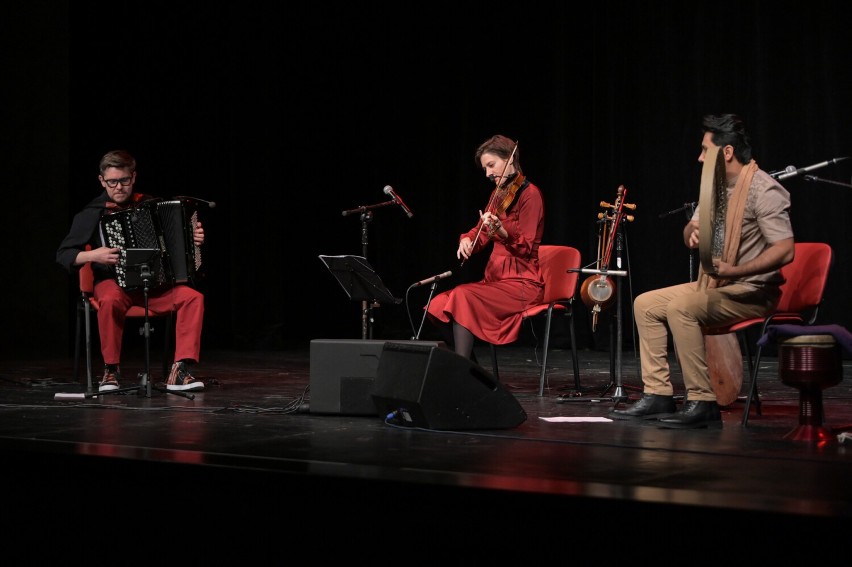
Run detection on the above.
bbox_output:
[56,191,156,282]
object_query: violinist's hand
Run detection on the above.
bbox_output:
[457,237,474,260]
[194,221,205,246]
[480,210,505,238]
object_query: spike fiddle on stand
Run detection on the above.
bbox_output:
[559,186,637,403]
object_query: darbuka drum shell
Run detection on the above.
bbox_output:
[779,335,842,390]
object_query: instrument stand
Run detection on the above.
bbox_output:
[85,251,193,400]
[556,266,632,403]
[559,225,639,403]
[341,199,398,339]
[596,267,631,402]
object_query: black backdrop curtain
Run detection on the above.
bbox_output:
[6,2,851,357]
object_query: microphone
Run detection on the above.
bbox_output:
[383,185,413,218]
[772,157,849,180]
[411,270,452,288]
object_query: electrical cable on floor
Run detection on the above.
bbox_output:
[226,384,310,415]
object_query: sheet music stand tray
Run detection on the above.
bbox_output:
[125,248,162,289]
[320,254,400,305]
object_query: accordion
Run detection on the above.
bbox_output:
[100,198,203,289]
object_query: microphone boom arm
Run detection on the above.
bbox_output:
[771,156,849,180]
[341,200,397,217]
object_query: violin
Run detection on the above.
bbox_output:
[481,172,526,237]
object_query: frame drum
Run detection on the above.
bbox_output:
[698,145,727,275]
[698,146,744,405]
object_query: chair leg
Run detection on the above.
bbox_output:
[489,343,499,381]
[741,344,765,426]
[739,331,755,387]
[743,331,761,415]
[538,306,555,396]
[83,301,95,394]
[73,302,83,383]
[568,309,580,392]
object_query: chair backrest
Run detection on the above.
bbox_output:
[775,242,833,320]
[537,245,582,305]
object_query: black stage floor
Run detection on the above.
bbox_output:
[2,340,852,558]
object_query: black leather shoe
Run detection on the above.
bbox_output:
[657,400,722,429]
[610,394,677,420]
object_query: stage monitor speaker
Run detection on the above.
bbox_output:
[372,342,527,430]
[309,339,446,416]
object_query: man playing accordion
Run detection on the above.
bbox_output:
[57,149,207,393]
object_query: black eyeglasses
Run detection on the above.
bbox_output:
[103,176,133,188]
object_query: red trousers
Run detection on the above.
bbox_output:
[93,279,204,366]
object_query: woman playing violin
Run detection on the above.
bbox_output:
[426,134,545,359]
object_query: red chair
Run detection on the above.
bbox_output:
[704,242,833,426]
[488,245,582,396]
[73,246,175,393]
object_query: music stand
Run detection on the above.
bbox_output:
[125,248,161,289]
[86,248,194,400]
[319,255,401,338]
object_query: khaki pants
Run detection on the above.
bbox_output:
[633,281,779,401]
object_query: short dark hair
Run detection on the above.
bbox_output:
[702,114,752,164]
[99,150,136,175]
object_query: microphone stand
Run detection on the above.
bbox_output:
[136,263,191,398]
[660,201,698,281]
[685,203,697,281]
[769,156,850,180]
[803,175,852,189]
[658,202,697,219]
[342,199,397,340]
[411,281,441,340]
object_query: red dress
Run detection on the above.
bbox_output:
[427,181,545,344]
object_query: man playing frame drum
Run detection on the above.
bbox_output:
[611,114,794,428]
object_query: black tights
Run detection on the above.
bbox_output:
[452,321,475,359]
[435,320,477,360]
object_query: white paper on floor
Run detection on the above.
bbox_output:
[539,416,613,423]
